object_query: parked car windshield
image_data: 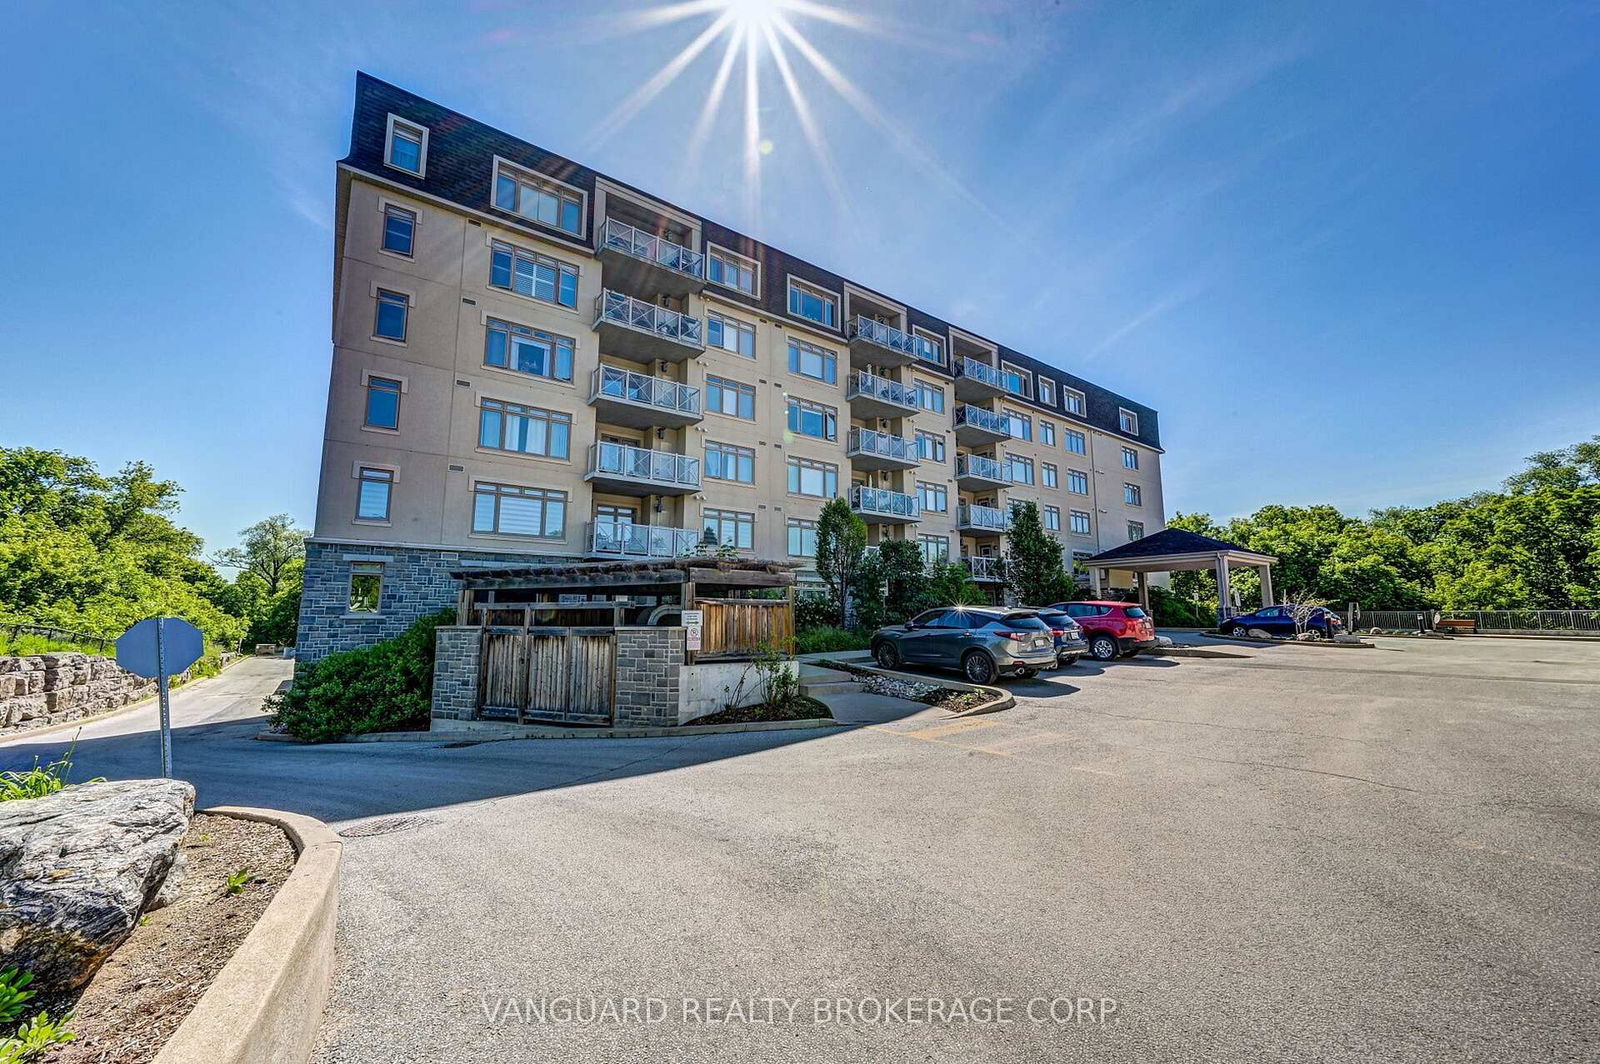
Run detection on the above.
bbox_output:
[1123,607,1148,618]
[989,613,1050,630]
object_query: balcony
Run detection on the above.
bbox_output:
[953,403,1010,446]
[957,502,1011,537]
[850,485,921,524]
[593,290,705,364]
[961,555,1006,583]
[846,427,919,472]
[846,315,918,368]
[589,366,702,429]
[588,522,703,560]
[583,442,701,497]
[954,452,1009,490]
[952,357,1004,402]
[845,371,918,419]
[595,218,706,299]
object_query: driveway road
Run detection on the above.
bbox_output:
[4,640,1598,1062]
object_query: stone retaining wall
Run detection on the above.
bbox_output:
[0,652,229,736]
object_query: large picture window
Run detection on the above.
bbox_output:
[479,399,571,459]
[786,457,838,498]
[493,161,583,234]
[707,312,756,357]
[788,339,837,384]
[705,441,756,483]
[472,482,567,538]
[703,508,755,550]
[484,319,575,383]
[787,518,818,557]
[490,241,579,308]
[706,376,756,420]
[786,397,838,441]
[787,279,838,328]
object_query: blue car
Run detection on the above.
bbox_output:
[1222,606,1343,640]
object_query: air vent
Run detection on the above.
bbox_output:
[449,464,465,472]
[462,297,477,306]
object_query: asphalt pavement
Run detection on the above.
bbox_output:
[4,640,1598,1062]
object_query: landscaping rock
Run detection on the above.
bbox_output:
[0,779,194,991]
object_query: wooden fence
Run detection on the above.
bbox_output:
[693,598,794,659]
[479,627,616,725]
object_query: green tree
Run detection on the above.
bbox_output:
[876,539,925,624]
[1004,501,1071,605]
[813,498,868,627]
[213,513,308,596]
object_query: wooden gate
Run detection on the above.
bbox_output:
[479,627,616,725]
[693,598,794,659]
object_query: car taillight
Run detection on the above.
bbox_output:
[997,630,1030,641]
[1049,628,1067,636]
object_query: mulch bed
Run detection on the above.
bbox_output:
[38,813,296,1064]
[688,695,833,726]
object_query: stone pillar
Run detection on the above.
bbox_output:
[614,627,685,728]
[1091,566,1103,597]
[1214,554,1232,624]
[1137,571,1150,612]
[430,627,483,723]
[1258,564,1274,607]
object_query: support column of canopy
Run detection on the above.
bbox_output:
[1214,553,1233,623]
[1258,564,1274,607]
[1137,571,1150,612]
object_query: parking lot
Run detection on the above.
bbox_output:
[6,638,1597,1062]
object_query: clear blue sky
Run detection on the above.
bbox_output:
[2,1,1596,554]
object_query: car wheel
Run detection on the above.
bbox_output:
[873,641,901,669]
[1226,624,1249,638]
[1304,628,1325,641]
[1089,635,1118,661]
[962,651,997,684]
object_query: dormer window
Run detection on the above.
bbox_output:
[384,115,428,176]
[493,158,584,235]
[787,278,839,328]
[1119,408,1139,435]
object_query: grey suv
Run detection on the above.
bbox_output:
[870,607,1058,683]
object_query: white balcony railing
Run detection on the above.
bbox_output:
[591,366,701,417]
[958,502,1011,532]
[847,315,918,359]
[845,371,917,411]
[850,485,920,519]
[598,218,704,279]
[589,522,703,560]
[954,404,1009,435]
[961,555,1006,581]
[594,290,704,347]
[587,442,700,488]
[954,357,1003,389]
[955,453,1007,482]
[847,427,917,463]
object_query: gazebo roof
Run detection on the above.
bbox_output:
[1086,528,1276,572]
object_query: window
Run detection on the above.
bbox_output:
[1038,379,1056,406]
[374,289,408,341]
[364,376,401,429]
[348,562,382,614]
[916,432,946,463]
[493,161,583,235]
[788,339,837,384]
[1068,468,1089,495]
[1070,510,1092,535]
[1000,362,1032,398]
[472,481,567,538]
[1065,429,1087,455]
[356,467,392,521]
[1119,408,1140,435]
[1128,521,1145,540]
[913,331,944,366]
[917,481,948,513]
[484,319,576,383]
[787,279,838,328]
[1044,505,1062,532]
[1063,389,1086,416]
[707,312,756,357]
[1003,408,1032,441]
[1122,447,1140,470]
[708,248,758,295]
[787,457,838,498]
[786,397,838,441]
[706,376,756,420]
[479,399,571,459]
[703,508,755,551]
[787,518,818,557]
[1005,453,1034,485]
[705,441,756,484]
[1124,483,1142,506]
[490,241,579,308]
[1042,462,1058,489]
[384,116,427,175]
[919,535,950,565]
[1040,421,1056,447]
[382,205,415,256]
[914,380,945,415]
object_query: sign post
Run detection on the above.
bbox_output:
[682,609,703,657]
[116,617,205,778]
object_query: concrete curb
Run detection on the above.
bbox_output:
[0,654,253,746]
[1147,645,1250,659]
[153,806,342,1064]
[1199,634,1376,650]
[807,659,1014,717]
[257,716,845,744]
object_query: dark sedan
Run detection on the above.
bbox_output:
[1222,605,1343,640]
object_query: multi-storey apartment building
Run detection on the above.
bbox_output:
[298,74,1166,661]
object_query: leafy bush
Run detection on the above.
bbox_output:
[794,626,872,655]
[1148,586,1209,627]
[0,1010,75,1061]
[794,594,835,633]
[266,610,454,742]
[0,971,35,1026]
[0,742,100,802]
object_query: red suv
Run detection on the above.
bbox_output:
[1049,601,1158,661]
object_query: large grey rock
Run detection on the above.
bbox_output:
[0,779,194,990]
